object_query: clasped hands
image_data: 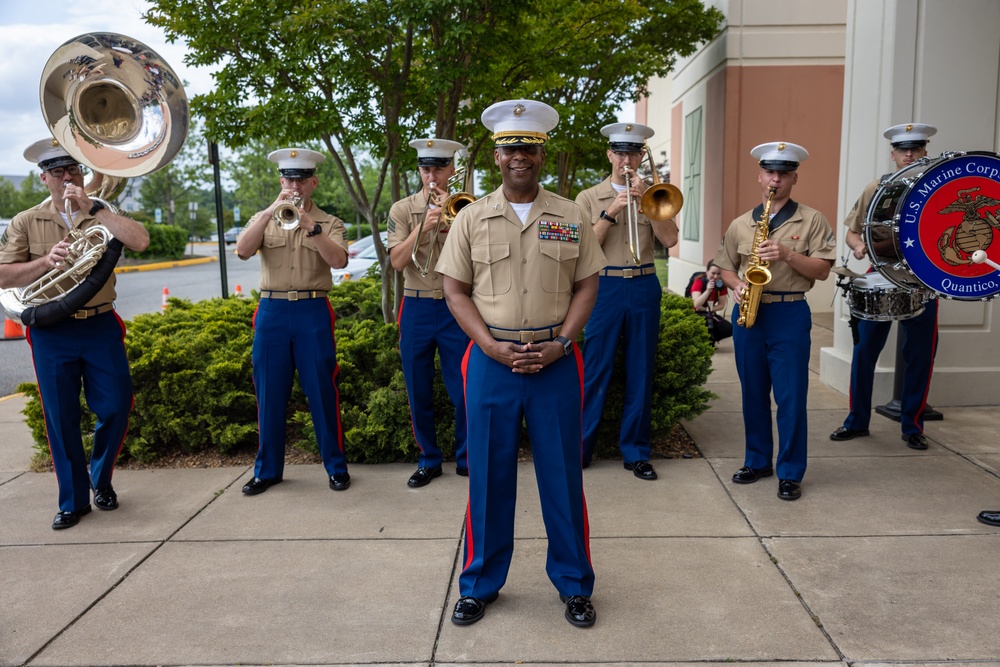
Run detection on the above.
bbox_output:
[487,340,565,374]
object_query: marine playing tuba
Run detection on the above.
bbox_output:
[0,33,188,325]
[736,186,777,328]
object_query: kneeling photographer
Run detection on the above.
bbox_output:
[690,261,733,345]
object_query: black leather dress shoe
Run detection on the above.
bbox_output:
[624,460,657,480]
[52,505,91,530]
[451,593,498,625]
[407,466,442,488]
[830,426,870,441]
[560,595,596,628]
[732,466,774,484]
[977,510,1000,527]
[777,479,802,501]
[94,486,118,511]
[456,466,469,477]
[904,433,929,450]
[242,477,282,495]
[329,472,351,491]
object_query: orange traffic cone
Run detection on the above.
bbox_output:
[234,284,243,298]
[161,287,170,312]
[2,316,25,340]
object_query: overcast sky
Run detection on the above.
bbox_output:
[0,0,217,177]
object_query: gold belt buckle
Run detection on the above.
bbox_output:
[72,310,88,320]
[431,289,444,299]
[287,291,299,302]
[518,331,535,344]
[621,268,635,278]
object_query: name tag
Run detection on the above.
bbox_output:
[538,220,580,243]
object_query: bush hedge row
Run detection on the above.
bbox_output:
[20,280,714,466]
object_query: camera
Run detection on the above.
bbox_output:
[710,278,723,291]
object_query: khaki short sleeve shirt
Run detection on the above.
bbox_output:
[242,207,347,291]
[0,199,118,305]
[575,177,656,265]
[714,201,836,293]
[387,191,448,291]
[436,185,607,330]
[845,179,881,235]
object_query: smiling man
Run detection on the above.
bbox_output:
[436,99,606,628]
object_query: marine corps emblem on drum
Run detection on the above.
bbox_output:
[936,186,1000,265]
[866,151,1000,301]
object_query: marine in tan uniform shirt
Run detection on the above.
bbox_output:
[715,141,835,502]
[574,121,679,479]
[435,98,605,630]
[387,137,470,488]
[235,147,352,496]
[0,138,150,530]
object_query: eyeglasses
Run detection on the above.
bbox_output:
[612,151,642,158]
[46,165,86,178]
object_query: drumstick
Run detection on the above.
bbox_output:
[971,250,1000,273]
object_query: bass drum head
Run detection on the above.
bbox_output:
[866,151,1000,301]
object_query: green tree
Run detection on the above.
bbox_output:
[0,173,50,218]
[146,0,722,320]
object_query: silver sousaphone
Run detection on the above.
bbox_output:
[0,33,188,323]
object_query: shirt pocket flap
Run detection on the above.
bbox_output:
[471,243,510,265]
[539,242,580,261]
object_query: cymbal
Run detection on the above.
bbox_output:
[831,265,866,279]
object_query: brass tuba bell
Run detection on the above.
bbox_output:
[0,33,189,324]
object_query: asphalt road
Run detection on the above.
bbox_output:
[0,243,261,397]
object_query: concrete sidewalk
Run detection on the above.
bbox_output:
[2,315,999,666]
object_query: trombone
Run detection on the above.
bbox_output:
[411,168,474,277]
[625,146,684,264]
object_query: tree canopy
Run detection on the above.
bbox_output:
[146,0,723,318]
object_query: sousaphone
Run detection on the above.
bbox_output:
[0,32,188,326]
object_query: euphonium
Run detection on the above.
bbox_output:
[736,186,777,328]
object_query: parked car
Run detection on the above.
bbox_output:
[347,233,378,258]
[223,226,242,244]
[333,232,388,285]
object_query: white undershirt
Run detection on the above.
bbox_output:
[611,182,626,193]
[59,211,74,230]
[510,202,533,225]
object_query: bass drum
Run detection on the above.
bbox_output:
[845,273,928,321]
[865,151,1000,301]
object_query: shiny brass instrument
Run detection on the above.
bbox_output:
[625,146,684,264]
[0,32,188,323]
[736,186,777,328]
[273,195,303,230]
[412,168,474,277]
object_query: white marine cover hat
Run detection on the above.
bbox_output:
[750,141,809,172]
[408,138,465,167]
[601,122,655,152]
[24,138,78,171]
[883,123,937,149]
[481,99,559,146]
[268,147,327,178]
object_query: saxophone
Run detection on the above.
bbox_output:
[736,186,777,328]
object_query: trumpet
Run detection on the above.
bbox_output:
[625,147,684,264]
[412,168,474,277]
[273,195,303,230]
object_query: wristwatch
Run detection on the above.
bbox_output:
[553,335,573,356]
[306,223,323,237]
[599,210,617,225]
[88,200,106,216]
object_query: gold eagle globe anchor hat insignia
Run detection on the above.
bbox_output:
[268,147,326,179]
[751,141,809,172]
[601,122,655,152]
[409,138,465,167]
[482,99,559,146]
[883,122,938,149]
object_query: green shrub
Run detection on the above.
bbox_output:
[125,224,187,261]
[20,282,714,466]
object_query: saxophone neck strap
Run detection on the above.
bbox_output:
[752,199,799,233]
